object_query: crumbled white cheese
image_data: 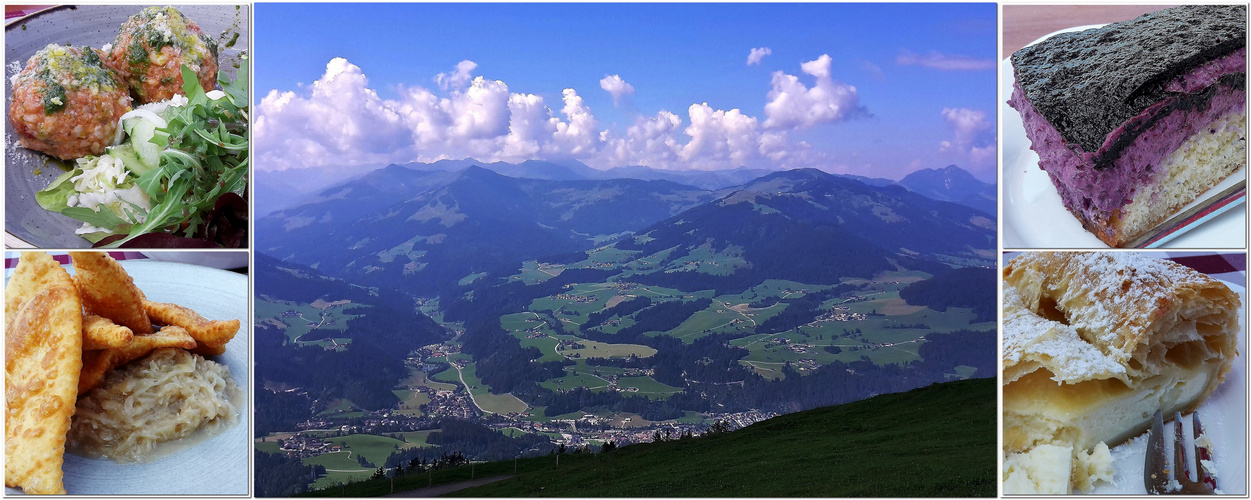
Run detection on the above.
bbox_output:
[1074,442,1116,492]
[1004,444,1074,495]
[1200,459,1218,479]
[1195,432,1214,450]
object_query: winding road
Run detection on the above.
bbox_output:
[450,363,491,414]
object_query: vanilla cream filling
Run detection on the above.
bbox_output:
[1005,361,1218,453]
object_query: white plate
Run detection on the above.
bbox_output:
[4,259,249,495]
[1001,25,1247,249]
[141,250,249,270]
[1092,280,1247,495]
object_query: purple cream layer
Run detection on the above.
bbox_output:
[1008,48,1246,237]
[1167,49,1247,93]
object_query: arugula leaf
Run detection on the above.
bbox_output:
[94,63,249,248]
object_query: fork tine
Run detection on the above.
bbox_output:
[1145,410,1169,494]
[1172,412,1217,495]
[1174,412,1192,485]
[1192,412,1217,492]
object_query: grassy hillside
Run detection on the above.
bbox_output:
[300,377,994,497]
[454,377,995,497]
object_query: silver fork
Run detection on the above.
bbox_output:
[1145,410,1217,494]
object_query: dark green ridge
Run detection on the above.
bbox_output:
[1011,5,1245,165]
[460,377,994,497]
[291,377,993,497]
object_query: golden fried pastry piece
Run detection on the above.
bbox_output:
[82,313,134,351]
[4,253,72,331]
[79,350,119,397]
[69,251,154,335]
[115,326,198,362]
[5,285,83,495]
[143,300,239,356]
[1002,252,1240,454]
[78,326,198,394]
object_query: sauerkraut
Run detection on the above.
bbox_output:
[67,348,240,462]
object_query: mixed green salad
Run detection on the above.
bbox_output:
[36,63,248,248]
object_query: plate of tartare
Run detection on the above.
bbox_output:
[4,5,249,249]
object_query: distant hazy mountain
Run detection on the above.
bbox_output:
[254,162,391,217]
[837,173,896,187]
[397,158,603,181]
[397,158,777,190]
[595,165,777,190]
[258,166,713,295]
[611,168,996,292]
[897,165,996,217]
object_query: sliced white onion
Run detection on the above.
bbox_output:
[112,118,127,146]
[119,108,167,129]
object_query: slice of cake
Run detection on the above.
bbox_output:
[1008,5,1246,247]
[1001,252,1240,493]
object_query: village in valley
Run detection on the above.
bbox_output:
[256,262,991,489]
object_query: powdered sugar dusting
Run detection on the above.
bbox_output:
[1006,252,1232,365]
[1003,286,1127,384]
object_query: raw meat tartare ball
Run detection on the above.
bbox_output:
[8,44,133,160]
[104,6,218,104]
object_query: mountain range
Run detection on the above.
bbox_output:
[255,159,995,218]
[258,165,715,296]
[258,164,995,296]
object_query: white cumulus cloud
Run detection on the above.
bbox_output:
[746,47,772,66]
[602,111,684,169]
[599,74,635,106]
[552,88,600,156]
[680,103,762,169]
[255,58,413,172]
[435,60,478,90]
[939,107,997,174]
[256,57,840,173]
[763,54,866,130]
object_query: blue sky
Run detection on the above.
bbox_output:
[254,3,998,182]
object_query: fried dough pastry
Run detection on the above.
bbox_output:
[4,253,71,331]
[79,326,198,394]
[69,252,154,335]
[82,313,134,350]
[1002,252,1240,454]
[143,301,239,356]
[5,285,83,495]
